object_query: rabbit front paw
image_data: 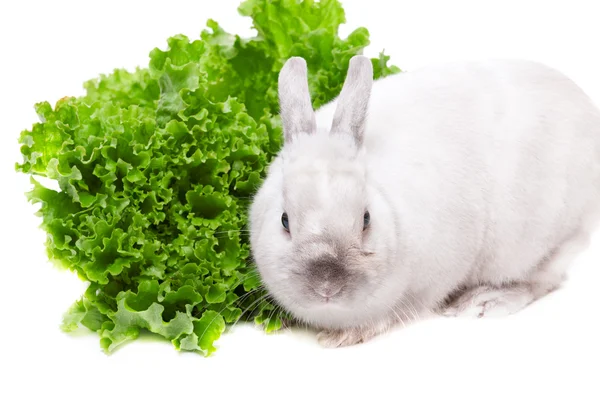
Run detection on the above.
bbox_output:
[316,328,370,348]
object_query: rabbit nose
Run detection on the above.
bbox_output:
[307,254,348,299]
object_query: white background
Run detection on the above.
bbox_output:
[1,0,599,399]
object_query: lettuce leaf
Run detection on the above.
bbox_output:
[16,0,400,355]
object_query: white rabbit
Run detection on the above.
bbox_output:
[249,56,600,347]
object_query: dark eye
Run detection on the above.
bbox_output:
[363,211,370,230]
[281,212,290,231]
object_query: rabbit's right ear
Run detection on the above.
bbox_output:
[330,56,373,146]
[278,57,317,143]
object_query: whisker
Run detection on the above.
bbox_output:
[385,304,406,329]
[194,270,266,343]
[228,292,273,332]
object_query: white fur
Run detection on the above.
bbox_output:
[250,57,600,346]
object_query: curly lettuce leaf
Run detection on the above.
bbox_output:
[16,0,400,355]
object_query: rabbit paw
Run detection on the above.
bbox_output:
[317,328,370,348]
[443,285,534,318]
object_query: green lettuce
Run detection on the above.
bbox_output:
[17,0,400,355]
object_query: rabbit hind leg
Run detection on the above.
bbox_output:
[443,230,590,318]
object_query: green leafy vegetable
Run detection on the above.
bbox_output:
[17,0,400,355]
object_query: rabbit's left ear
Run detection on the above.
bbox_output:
[330,56,373,146]
[278,57,317,143]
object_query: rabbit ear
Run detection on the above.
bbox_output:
[330,56,373,146]
[278,57,317,143]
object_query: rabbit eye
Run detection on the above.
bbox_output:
[363,211,370,230]
[281,212,290,231]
